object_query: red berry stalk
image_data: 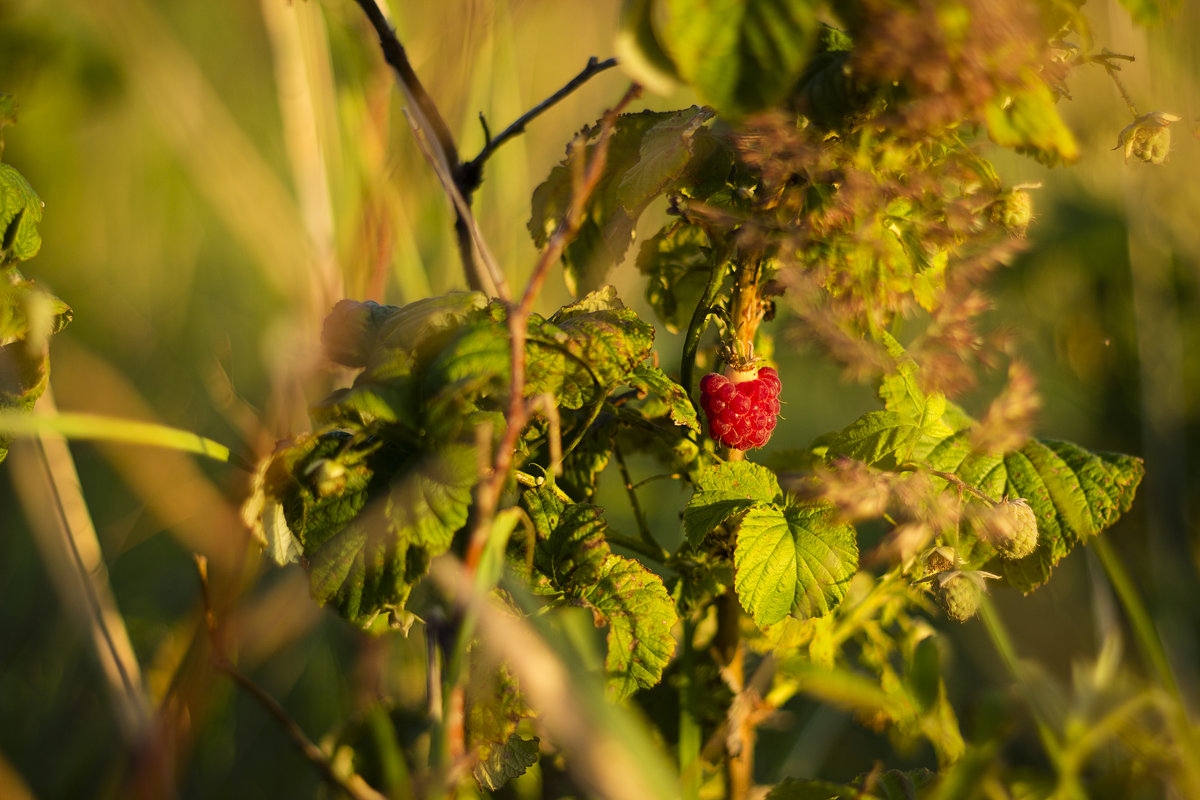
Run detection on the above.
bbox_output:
[699,366,781,450]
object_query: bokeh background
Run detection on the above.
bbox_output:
[1,0,1197,796]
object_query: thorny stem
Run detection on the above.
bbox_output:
[465,84,643,575]
[194,556,388,800]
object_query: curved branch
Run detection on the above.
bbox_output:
[460,57,619,193]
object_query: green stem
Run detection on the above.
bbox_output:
[0,410,239,467]
[613,443,664,558]
[681,255,728,409]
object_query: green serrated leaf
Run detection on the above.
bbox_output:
[827,403,952,468]
[921,429,1144,591]
[547,286,656,402]
[528,108,717,294]
[253,434,477,628]
[0,163,43,264]
[999,441,1144,592]
[514,487,677,697]
[585,554,679,700]
[520,486,611,593]
[559,414,616,502]
[467,662,537,791]
[626,363,700,433]
[734,503,858,627]
[474,734,539,792]
[684,461,781,546]
[659,0,820,118]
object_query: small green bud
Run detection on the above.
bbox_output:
[936,572,981,622]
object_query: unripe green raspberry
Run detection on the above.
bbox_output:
[936,572,981,623]
[981,498,1038,560]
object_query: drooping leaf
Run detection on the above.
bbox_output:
[528,108,718,294]
[919,424,1144,591]
[984,73,1079,166]
[733,503,859,627]
[514,485,678,698]
[625,363,700,434]
[684,460,781,547]
[585,553,679,700]
[658,0,821,118]
[519,486,610,594]
[321,292,487,369]
[0,163,43,265]
[998,441,1144,592]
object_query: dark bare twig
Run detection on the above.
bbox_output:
[459,57,619,192]
[349,0,506,296]
[350,1,619,300]
[194,555,388,800]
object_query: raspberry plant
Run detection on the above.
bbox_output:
[4,1,1198,799]
[231,0,1192,793]
[232,1,1194,797]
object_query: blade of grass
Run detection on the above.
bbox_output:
[0,410,236,465]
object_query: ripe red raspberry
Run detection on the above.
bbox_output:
[699,366,781,450]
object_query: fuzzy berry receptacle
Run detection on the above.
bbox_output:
[699,366,781,451]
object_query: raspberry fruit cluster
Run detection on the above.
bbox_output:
[699,366,781,450]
